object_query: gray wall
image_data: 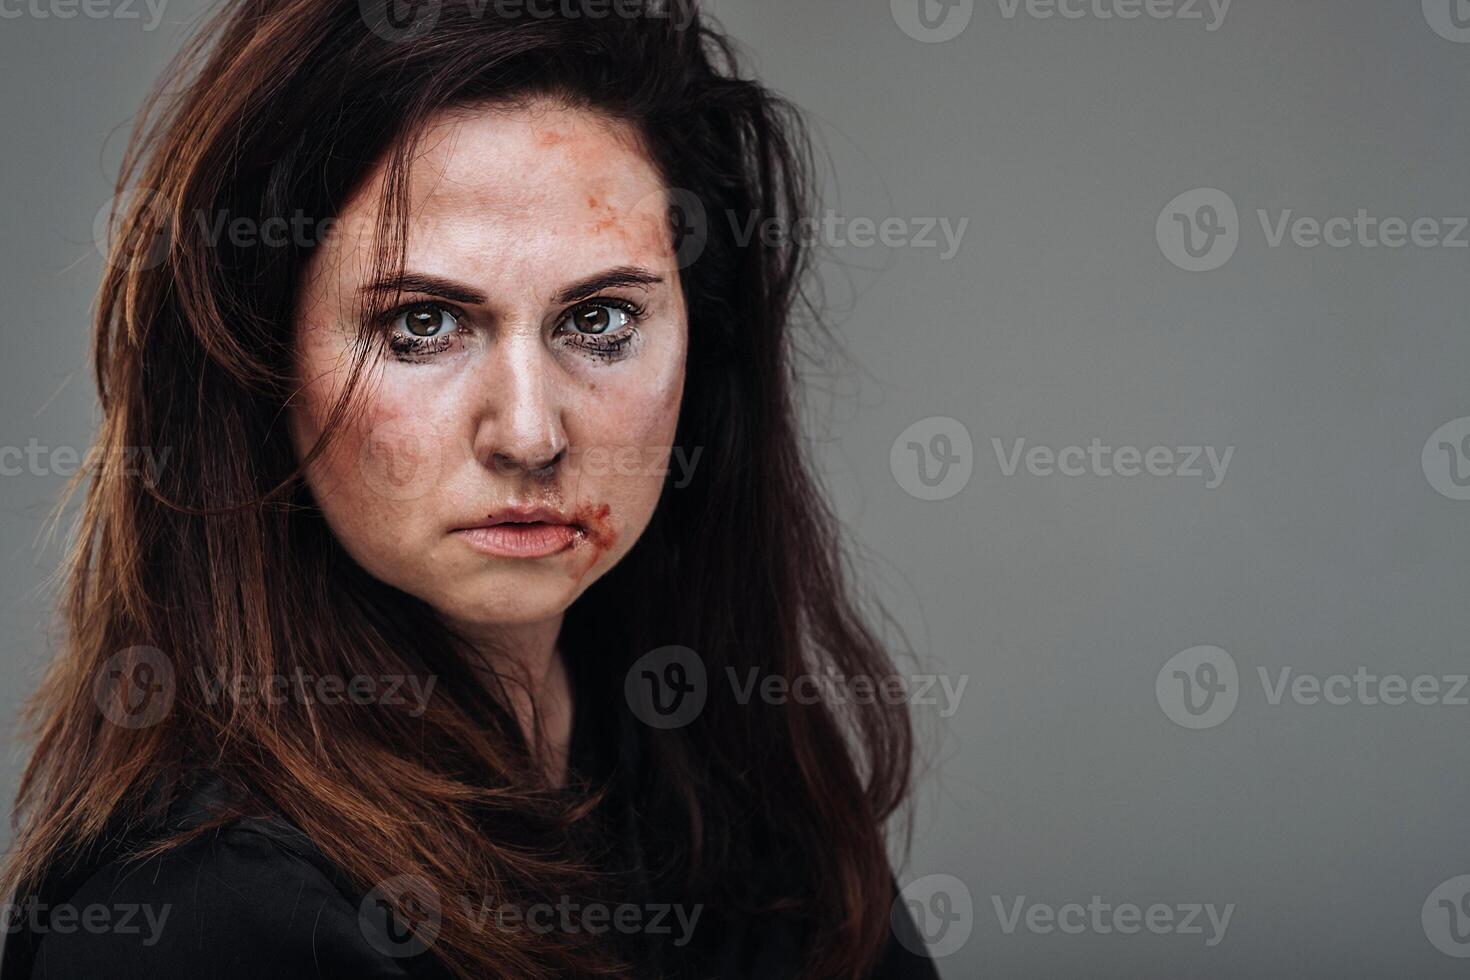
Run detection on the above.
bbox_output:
[3,1,1468,977]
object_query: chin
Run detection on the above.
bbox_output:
[429,566,589,631]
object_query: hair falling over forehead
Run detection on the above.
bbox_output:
[4,2,919,978]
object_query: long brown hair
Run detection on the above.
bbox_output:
[5,1,917,977]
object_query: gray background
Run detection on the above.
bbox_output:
[2,1,1468,977]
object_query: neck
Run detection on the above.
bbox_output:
[450,614,576,787]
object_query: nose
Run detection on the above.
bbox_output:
[470,330,568,477]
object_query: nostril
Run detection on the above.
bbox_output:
[488,446,565,477]
[528,445,567,474]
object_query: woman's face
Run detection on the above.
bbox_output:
[289,99,688,641]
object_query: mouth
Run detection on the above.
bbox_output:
[452,507,584,560]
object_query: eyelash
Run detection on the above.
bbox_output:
[380,302,468,362]
[378,297,647,364]
[557,297,645,361]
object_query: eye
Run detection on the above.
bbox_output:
[564,303,631,336]
[553,298,645,363]
[395,303,459,338]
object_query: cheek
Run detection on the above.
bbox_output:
[292,358,460,566]
[563,347,686,555]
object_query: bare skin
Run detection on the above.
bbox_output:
[289,99,689,783]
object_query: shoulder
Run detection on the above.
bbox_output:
[3,782,437,979]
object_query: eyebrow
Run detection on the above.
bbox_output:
[553,267,664,304]
[361,266,665,307]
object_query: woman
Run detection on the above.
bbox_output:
[1,1,937,977]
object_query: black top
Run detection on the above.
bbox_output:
[1,652,940,979]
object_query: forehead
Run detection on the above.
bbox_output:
[331,99,675,289]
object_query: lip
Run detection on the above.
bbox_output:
[452,507,583,559]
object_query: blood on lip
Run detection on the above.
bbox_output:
[565,503,615,579]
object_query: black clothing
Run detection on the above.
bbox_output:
[1,651,940,979]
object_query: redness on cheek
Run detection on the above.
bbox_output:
[569,503,616,579]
